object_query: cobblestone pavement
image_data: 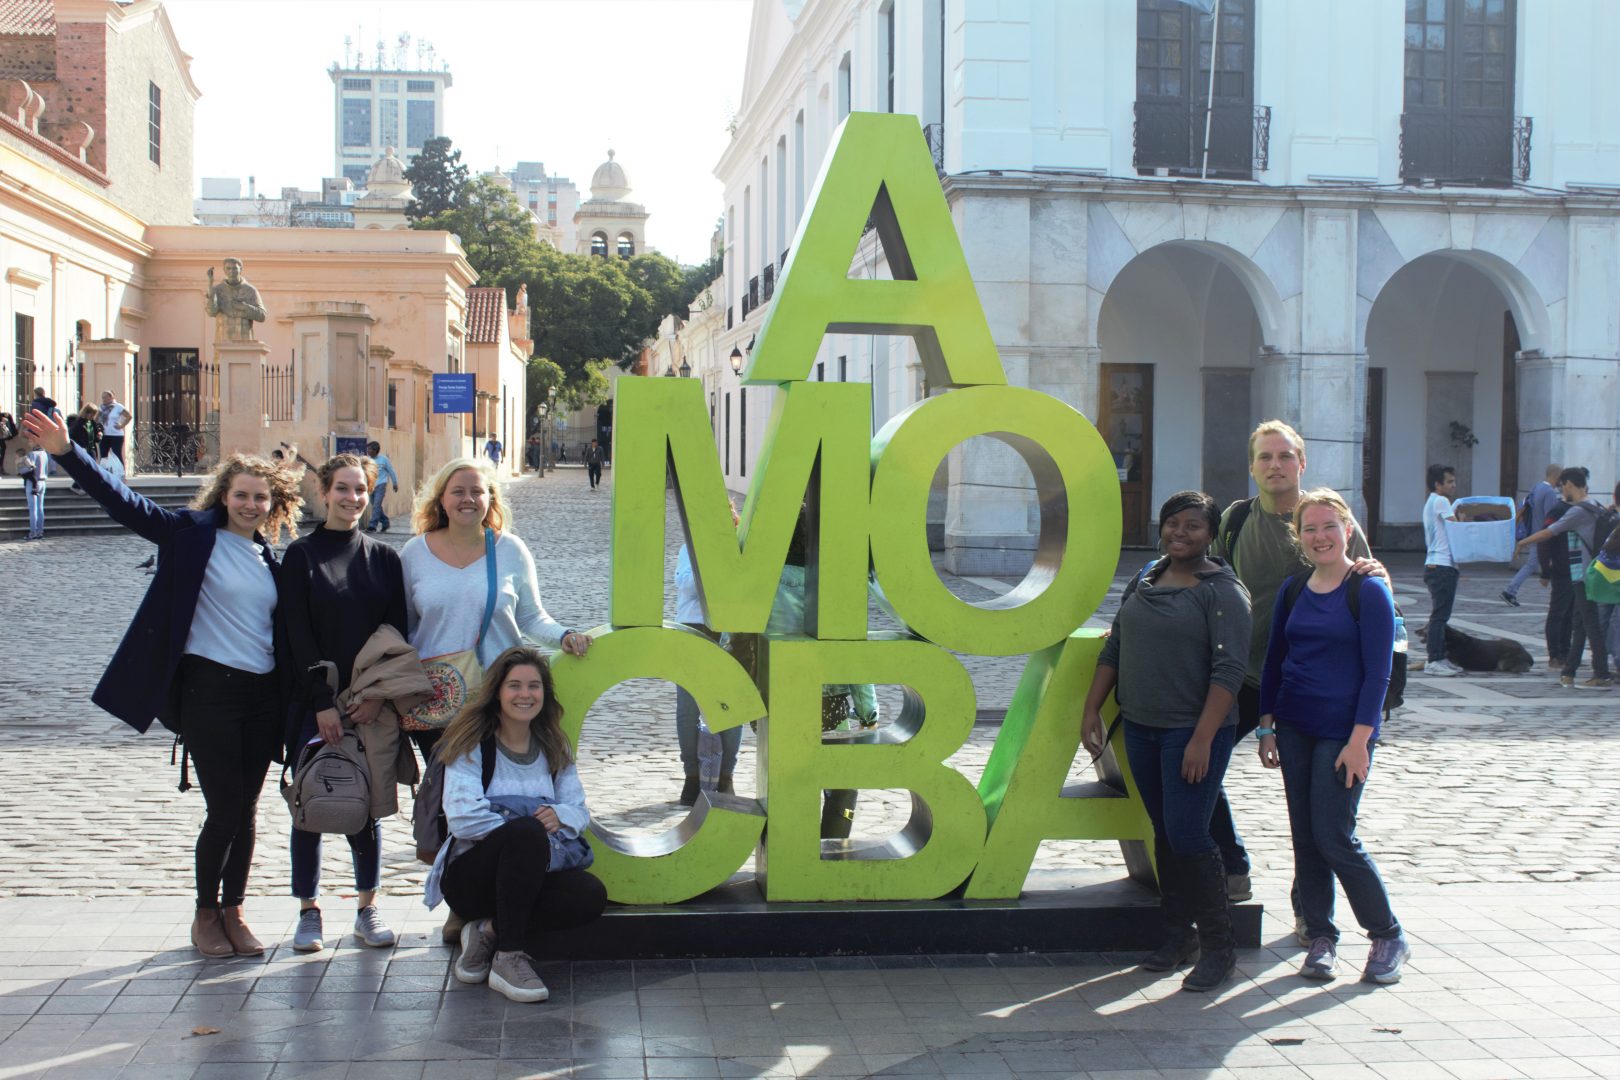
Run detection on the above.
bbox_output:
[0,465,1616,1078]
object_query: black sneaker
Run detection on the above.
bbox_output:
[1499,590,1519,607]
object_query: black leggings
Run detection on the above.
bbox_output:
[177,655,280,909]
[440,817,607,952]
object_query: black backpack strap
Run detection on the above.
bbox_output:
[1221,497,1257,562]
[171,734,192,793]
[1347,574,1361,622]
[480,735,497,791]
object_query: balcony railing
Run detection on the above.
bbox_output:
[1132,101,1271,180]
[1399,113,1531,187]
[747,276,759,316]
[923,121,945,174]
[726,305,734,330]
[761,264,775,302]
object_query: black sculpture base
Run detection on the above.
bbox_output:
[536,869,1262,960]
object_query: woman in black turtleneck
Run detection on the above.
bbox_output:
[278,453,407,953]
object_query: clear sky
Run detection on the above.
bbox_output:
[165,0,753,265]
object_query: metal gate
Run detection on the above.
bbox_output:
[134,349,220,475]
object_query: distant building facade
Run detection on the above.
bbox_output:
[719,0,1620,565]
[507,161,580,253]
[329,49,451,187]
[575,150,650,257]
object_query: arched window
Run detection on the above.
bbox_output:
[590,232,608,257]
[617,232,635,257]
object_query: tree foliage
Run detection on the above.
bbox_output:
[402,136,469,220]
[417,175,547,286]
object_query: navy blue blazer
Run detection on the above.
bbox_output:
[52,443,286,735]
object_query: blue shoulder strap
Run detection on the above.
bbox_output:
[477,528,498,649]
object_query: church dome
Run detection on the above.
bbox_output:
[363,147,412,200]
[590,150,631,201]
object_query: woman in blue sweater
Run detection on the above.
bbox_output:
[1258,488,1410,985]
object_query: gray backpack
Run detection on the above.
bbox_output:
[283,730,372,835]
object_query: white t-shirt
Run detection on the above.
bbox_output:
[99,402,130,436]
[401,531,569,665]
[183,530,277,674]
[1423,492,1455,567]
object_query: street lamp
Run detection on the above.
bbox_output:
[679,359,691,378]
[729,346,744,374]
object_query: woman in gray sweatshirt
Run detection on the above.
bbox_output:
[1083,490,1252,992]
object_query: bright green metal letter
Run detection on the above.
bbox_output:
[610,378,872,637]
[965,631,1154,898]
[549,625,765,904]
[758,636,987,901]
[746,112,1004,389]
[868,386,1120,655]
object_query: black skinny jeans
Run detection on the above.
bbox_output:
[177,655,280,909]
[440,817,607,952]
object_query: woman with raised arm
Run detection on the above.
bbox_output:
[21,408,301,958]
[1257,488,1408,985]
[278,454,410,953]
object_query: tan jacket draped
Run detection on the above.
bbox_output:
[322,625,433,818]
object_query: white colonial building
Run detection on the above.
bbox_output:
[576,151,651,257]
[715,0,1619,566]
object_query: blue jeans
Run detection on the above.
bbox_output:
[26,484,43,536]
[1123,721,1234,858]
[1423,565,1459,662]
[1504,556,1536,598]
[676,686,740,776]
[1275,722,1401,943]
[368,495,389,531]
[1600,603,1619,672]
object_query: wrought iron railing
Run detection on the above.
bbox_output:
[923,121,945,174]
[747,276,759,316]
[134,352,219,475]
[1132,101,1270,179]
[726,305,734,330]
[1399,113,1531,187]
[761,264,775,302]
[264,362,294,422]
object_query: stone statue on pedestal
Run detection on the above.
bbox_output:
[206,257,267,342]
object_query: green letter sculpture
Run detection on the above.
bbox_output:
[577,112,1142,905]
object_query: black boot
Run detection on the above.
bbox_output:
[820,789,858,839]
[1141,846,1199,972]
[679,774,701,806]
[1181,849,1237,992]
[716,773,735,795]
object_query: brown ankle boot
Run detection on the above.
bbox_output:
[191,908,234,958]
[218,906,265,956]
[716,773,735,795]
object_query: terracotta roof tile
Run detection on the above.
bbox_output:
[0,0,55,36]
[466,287,505,344]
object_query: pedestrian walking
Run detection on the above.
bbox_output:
[585,438,605,489]
[1502,464,1563,606]
[1083,491,1251,992]
[484,437,503,468]
[97,391,131,467]
[0,411,17,474]
[278,454,410,953]
[1257,488,1410,986]
[402,457,593,942]
[426,646,607,1004]
[20,408,301,958]
[1591,482,1620,669]
[525,436,541,473]
[1420,464,1463,677]
[365,440,399,533]
[1209,420,1381,919]
[1517,466,1613,689]
[18,436,48,539]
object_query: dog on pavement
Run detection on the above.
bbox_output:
[1415,625,1534,674]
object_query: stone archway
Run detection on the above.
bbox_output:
[1365,250,1551,531]
[1096,241,1277,543]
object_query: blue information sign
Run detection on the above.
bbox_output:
[432,373,476,414]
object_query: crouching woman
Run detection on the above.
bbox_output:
[423,646,606,1003]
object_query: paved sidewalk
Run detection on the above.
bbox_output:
[0,467,1616,1078]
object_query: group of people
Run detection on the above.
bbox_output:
[1421,460,1617,687]
[7,388,129,538]
[1083,421,1409,992]
[18,407,600,1005]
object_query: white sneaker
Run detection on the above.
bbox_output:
[1425,659,1464,677]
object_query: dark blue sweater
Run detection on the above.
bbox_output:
[1258,574,1395,741]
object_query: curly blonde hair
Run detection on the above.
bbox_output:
[412,456,508,534]
[189,454,304,543]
